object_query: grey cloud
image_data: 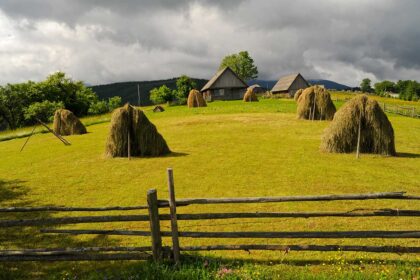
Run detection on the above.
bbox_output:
[0,0,419,86]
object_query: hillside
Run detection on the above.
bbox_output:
[91,78,208,106]
[308,79,351,90]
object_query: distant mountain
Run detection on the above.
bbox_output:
[307,79,351,91]
[91,78,208,106]
[249,79,351,91]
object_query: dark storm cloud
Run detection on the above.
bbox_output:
[0,0,419,86]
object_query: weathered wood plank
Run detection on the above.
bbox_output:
[177,231,420,239]
[0,246,153,255]
[41,229,153,236]
[174,209,420,220]
[0,205,149,212]
[157,192,413,207]
[147,189,162,262]
[0,214,150,227]
[167,168,180,264]
[180,244,420,253]
[0,253,150,262]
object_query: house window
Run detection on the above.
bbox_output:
[214,89,224,96]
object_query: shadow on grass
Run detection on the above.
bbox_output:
[0,179,122,279]
[397,152,420,158]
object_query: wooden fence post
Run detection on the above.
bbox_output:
[167,168,181,264]
[147,189,162,262]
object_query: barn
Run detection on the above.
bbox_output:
[201,66,248,101]
[271,73,309,97]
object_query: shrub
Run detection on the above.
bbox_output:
[88,100,109,115]
[23,100,64,124]
[108,96,122,111]
[150,85,174,104]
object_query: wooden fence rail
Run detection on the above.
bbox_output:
[0,168,419,263]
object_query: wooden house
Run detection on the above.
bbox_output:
[271,73,309,97]
[201,67,248,100]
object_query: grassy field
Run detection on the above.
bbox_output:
[0,95,419,279]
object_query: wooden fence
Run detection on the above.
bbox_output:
[333,98,420,119]
[0,168,419,263]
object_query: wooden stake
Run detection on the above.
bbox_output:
[147,189,162,262]
[312,94,316,121]
[356,110,362,159]
[167,168,180,264]
[36,119,70,145]
[20,126,37,152]
[127,130,131,160]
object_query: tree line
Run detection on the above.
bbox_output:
[360,78,420,101]
[0,72,121,130]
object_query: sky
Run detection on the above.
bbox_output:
[0,0,419,87]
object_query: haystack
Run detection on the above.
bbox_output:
[296,86,336,120]
[105,104,170,158]
[321,95,396,156]
[203,91,213,102]
[243,88,259,102]
[153,105,165,112]
[53,109,87,135]
[294,89,304,101]
[187,89,207,108]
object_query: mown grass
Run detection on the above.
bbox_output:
[0,97,419,279]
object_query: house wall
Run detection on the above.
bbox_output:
[212,69,247,89]
[289,76,309,96]
[210,88,246,100]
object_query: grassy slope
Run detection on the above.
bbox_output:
[0,97,419,279]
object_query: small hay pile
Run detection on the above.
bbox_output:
[296,86,336,120]
[294,89,304,101]
[203,91,213,102]
[53,109,87,135]
[105,104,170,158]
[243,88,259,102]
[153,105,165,112]
[187,89,207,108]
[320,95,396,156]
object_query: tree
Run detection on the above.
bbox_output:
[360,78,373,93]
[88,100,109,115]
[374,80,395,96]
[149,85,174,104]
[175,75,197,104]
[108,96,122,111]
[23,100,64,124]
[219,51,258,81]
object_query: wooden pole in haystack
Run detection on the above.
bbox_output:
[167,168,180,264]
[312,94,316,121]
[127,130,131,160]
[356,110,362,159]
[36,119,71,145]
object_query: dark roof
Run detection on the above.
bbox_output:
[201,66,248,91]
[271,73,308,92]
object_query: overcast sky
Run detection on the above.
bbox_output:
[0,0,419,86]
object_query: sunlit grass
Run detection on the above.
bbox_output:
[0,98,419,279]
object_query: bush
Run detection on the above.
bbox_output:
[150,85,174,104]
[88,100,109,115]
[23,100,64,124]
[108,96,122,111]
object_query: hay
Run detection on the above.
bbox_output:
[187,89,207,108]
[296,86,336,120]
[153,105,165,112]
[294,89,304,101]
[105,104,170,158]
[203,91,213,102]
[53,109,87,136]
[243,88,259,102]
[321,95,396,156]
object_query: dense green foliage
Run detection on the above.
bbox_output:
[149,75,198,105]
[373,79,420,101]
[360,78,373,93]
[91,78,208,106]
[0,72,121,130]
[219,51,258,81]
[23,100,64,123]
[174,75,197,104]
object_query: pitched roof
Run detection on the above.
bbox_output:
[201,66,248,91]
[271,73,307,92]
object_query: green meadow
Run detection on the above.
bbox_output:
[0,95,419,279]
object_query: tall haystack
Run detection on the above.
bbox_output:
[53,109,87,136]
[296,86,336,120]
[294,89,304,101]
[105,104,170,158]
[243,88,259,102]
[321,95,396,156]
[187,89,207,108]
